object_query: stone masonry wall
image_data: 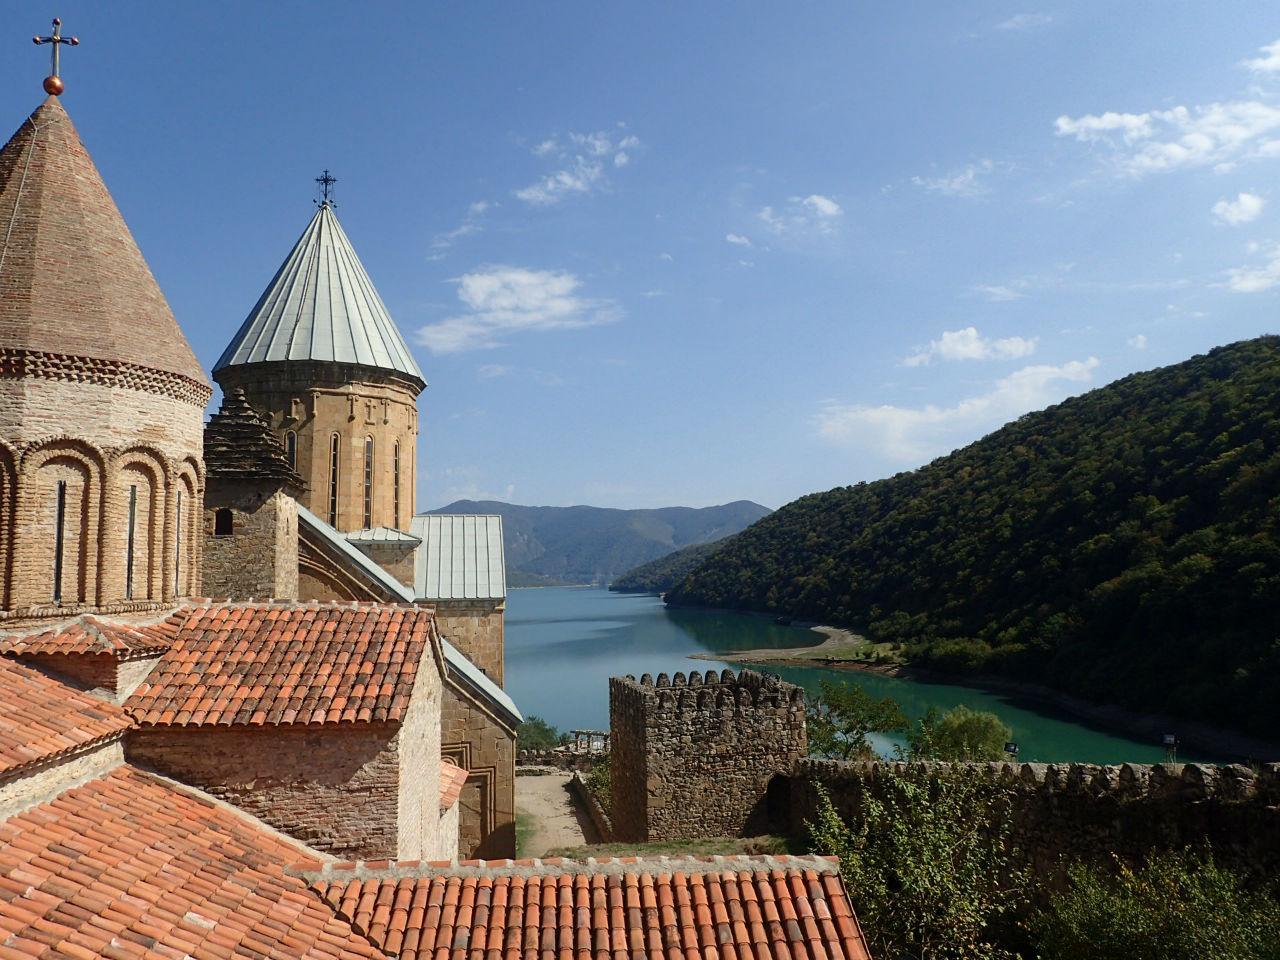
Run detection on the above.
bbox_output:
[202,484,298,601]
[126,723,402,860]
[609,669,807,843]
[790,759,1280,884]
[435,599,505,685]
[441,681,516,859]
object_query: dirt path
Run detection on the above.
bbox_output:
[515,772,600,857]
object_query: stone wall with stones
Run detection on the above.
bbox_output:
[202,484,298,601]
[126,723,404,861]
[609,669,807,843]
[435,599,505,685]
[441,681,516,859]
[789,758,1280,884]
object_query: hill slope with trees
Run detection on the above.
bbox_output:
[610,539,735,593]
[427,499,770,586]
[666,337,1280,740]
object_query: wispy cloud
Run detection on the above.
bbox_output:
[1224,243,1280,292]
[415,266,620,353]
[1056,101,1280,176]
[1128,334,1148,349]
[428,201,490,260]
[726,233,752,247]
[477,363,564,386]
[995,12,1052,32]
[973,284,1023,301]
[912,160,998,198]
[515,128,640,205]
[815,358,1100,462]
[903,327,1037,367]
[1212,192,1265,225]
[756,193,844,238]
[1244,38,1280,74]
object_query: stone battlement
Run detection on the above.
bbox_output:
[612,669,806,715]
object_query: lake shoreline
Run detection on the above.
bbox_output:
[692,622,1280,763]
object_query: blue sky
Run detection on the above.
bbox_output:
[6,3,1280,511]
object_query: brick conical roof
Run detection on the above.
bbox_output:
[0,97,209,388]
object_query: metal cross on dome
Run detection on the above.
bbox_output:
[316,170,337,205]
[33,18,79,96]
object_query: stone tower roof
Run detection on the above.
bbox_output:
[0,97,209,389]
[213,202,425,390]
[204,388,305,488]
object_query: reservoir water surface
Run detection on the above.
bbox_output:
[505,586,1214,764]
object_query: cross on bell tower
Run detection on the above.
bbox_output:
[316,170,337,206]
[33,18,79,96]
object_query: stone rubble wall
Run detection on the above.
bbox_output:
[790,758,1280,883]
[610,669,807,843]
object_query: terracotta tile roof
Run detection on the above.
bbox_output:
[440,761,467,811]
[0,658,132,777]
[301,855,872,960]
[0,766,382,960]
[125,601,434,727]
[0,614,176,658]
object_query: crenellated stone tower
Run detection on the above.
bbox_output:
[609,669,808,843]
[212,199,425,533]
[0,95,211,623]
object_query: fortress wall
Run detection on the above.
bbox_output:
[790,758,1280,882]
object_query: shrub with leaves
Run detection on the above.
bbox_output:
[806,772,1023,960]
[806,680,909,760]
[516,715,565,752]
[585,753,611,815]
[1031,849,1280,960]
[907,705,1011,761]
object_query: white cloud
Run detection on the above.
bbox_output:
[974,284,1022,301]
[904,327,1037,366]
[1225,244,1280,292]
[1213,192,1265,225]
[516,129,639,205]
[799,194,843,217]
[477,364,512,379]
[996,12,1052,31]
[659,252,673,261]
[814,358,1100,462]
[912,160,997,198]
[1244,38,1280,73]
[756,193,844,238]
[428,201,491,259]
[725,233,752,247]
[1056,101,1280,176]
[415,265,620,353]
[1128,334,1148,349]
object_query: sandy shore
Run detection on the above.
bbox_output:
[687,624,864,662]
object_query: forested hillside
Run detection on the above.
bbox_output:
[610,539,733,593]
[667,337,1280,739]
[428,499,770,585]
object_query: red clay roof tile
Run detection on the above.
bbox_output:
[0,658,133,776]
[440,761,468,811]
[0,767,382,960]
[0,615,176,658]
[299,856,871,960]
[124,602,434,727]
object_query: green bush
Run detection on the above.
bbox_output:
[907,704,1012,761]
[806,772,1023,960]
[806,680,909,760]
[516,715,564,752]
[585,754,611,815]
[1031,849,1280,960]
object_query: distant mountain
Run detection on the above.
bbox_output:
[425,500,771,586]
[610,539,735,594]
[667,337,1280,740]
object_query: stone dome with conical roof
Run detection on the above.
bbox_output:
[0,96,209,622]
[213,200,423,535]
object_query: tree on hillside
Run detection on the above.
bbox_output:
[806,680,909,760]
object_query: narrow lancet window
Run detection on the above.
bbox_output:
[363,438,374,529]
[52,480,66,604]
[174,491,182,596]
[328,434,340,526]
[125,484,137,600]
[286,430,297,469]
[393,442,401,528]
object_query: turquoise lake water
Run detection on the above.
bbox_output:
[504,586,1216,764]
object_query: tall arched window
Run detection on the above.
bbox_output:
[285,430,297,469]
[363,437,374,529]
[393,441,401,528]
[328,434,340,526]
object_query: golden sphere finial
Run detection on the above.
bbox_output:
[43,75,64,96]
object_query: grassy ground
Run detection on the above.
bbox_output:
[544,834,806,859]
[514,813,536,857]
